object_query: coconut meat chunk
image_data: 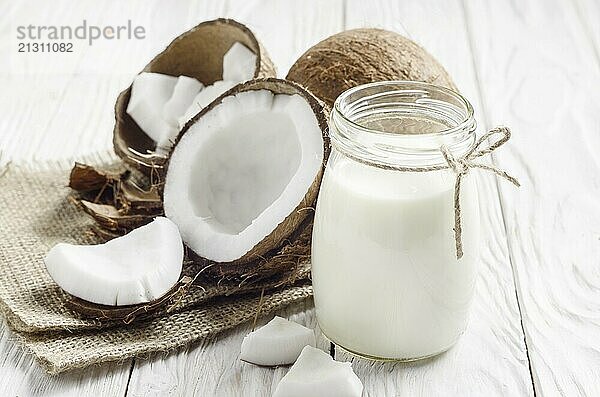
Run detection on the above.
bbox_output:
[223,42,257,82]
[272,346,363,397]
[178,80,237,129]
[163,76,204,130]
[164,89,324,263]
[45,217,183,306]
[240,316,316,366]
[127,72,178,144]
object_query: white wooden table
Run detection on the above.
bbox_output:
[1,0,599,395]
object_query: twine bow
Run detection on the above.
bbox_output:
[334,126,520,259]
[439,126,520,258]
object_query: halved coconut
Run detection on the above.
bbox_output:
[114,18,276,174]
[273,346,363,397]
[240,316,316,366]
[163,78,328,265]
[45,217,183,306]
[286,28,457,107]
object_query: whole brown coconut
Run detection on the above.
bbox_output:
[286,28,457,107]
[114,19,276,175]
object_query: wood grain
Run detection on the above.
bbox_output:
[0,319,131,396]
[463,0,600,395]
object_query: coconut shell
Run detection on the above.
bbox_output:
[286,28,457,107]
[198,214,314,283]
[114,18,277,175]
[69,162,162,234]
[66,276,193,323]
[116,180,162,213]
[69,162,127,192]
[162,77,330,274]
[75,199,154,232]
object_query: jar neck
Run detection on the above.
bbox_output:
[330,81,477,168]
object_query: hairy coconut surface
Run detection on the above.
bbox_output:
[66,275,193,323]
[286,28,457,107]
[162,78,329,273]
[114,18,276,174]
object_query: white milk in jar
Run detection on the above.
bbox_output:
[311,81,480,360]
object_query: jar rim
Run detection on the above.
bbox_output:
[333,80,475,138]
[330,81,477,168]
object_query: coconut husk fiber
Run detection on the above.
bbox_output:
[0,161,312,374]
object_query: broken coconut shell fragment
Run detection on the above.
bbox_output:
[75,199,154,232]
[114,18,276,174]
[69,162,127,192]
[69,162,162,234]
[286,28,457,107]
[162,78,329,268]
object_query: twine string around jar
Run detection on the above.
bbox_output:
[333,126,520,259]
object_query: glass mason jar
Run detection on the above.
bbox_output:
[312,81,480,360]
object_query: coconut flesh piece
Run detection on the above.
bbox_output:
[273,346,363,397]
[164,88,324,263]
[126,72,178,144]
[163,76,205,129]
[240,316,316,366]
[223,42,257,81]
[178,80,237,129]
[44,217,183,306]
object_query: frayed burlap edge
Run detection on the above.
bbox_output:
[12,285,312,374]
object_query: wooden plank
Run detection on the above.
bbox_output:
[463,0,600,395]
[333,1,535,396]
[574,0,600,69]
[0,319,132,396]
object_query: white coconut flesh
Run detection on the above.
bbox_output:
[178,80,237,129]
[164,89,324,263]
[44,217,183,306]
[273,346,364,397]
[223,42,257,81]
[163,76,205,129]
[240,316,316,366]
[127,72,178,145]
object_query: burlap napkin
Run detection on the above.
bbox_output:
[0,163,312,373]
